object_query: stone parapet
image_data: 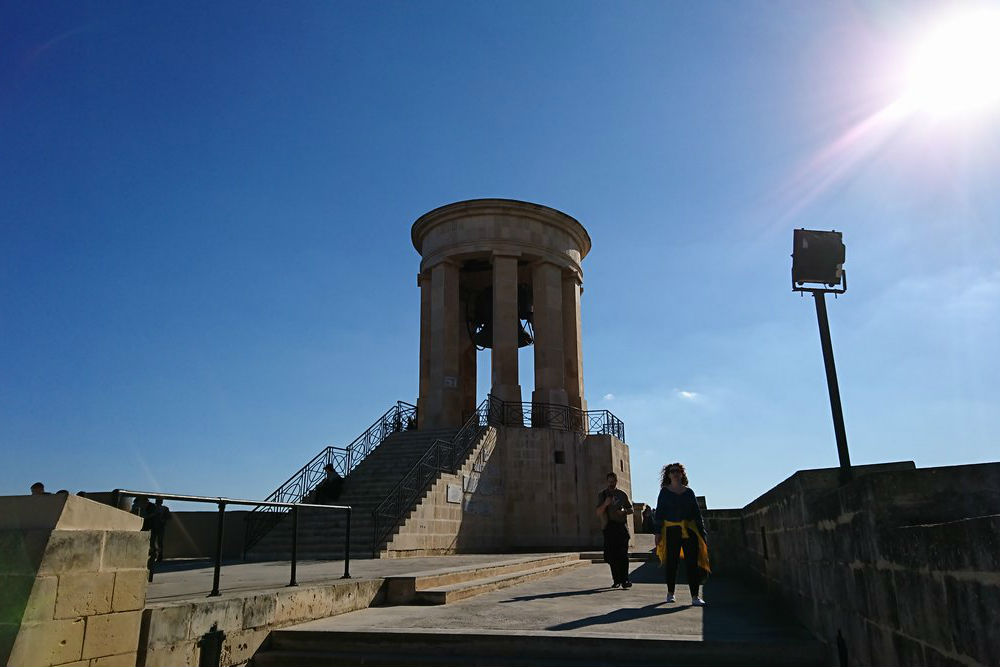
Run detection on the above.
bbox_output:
[708,461,1000,667]
[139,579,385,666]
[1,494,149,667]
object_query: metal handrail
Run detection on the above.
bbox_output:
[487,396,625,441]
[243,401,416,553]
[371,397,492,555]
[114,488,352,597]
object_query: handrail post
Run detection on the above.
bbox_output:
[209,501,226,597]
[288,505,299,587]
[342,506,352,579]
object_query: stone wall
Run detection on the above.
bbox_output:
[386,426,503,556]
[386,428,631,555]
[700,508,742,576]
[503,430,629,551]
[139,579,385,666]
[711,461,1000,667]
[1,494,150,667]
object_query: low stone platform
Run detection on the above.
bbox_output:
[140,534,826,667]
[252,561,826,666]
[141,553,574,666]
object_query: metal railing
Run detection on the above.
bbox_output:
[243,401,416,553]
[485,395,625,441]
[371,397,493,555]
[113,489,352,597]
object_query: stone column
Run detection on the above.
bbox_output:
[531,261,569,407]
[426,260,462,428]
[562,272,586,412]
[417,271,431,427]
[491,253,522,406]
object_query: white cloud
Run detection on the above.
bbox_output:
[603,393,615,401]
[676,389,699,400]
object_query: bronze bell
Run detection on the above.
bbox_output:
[467,285,533,349]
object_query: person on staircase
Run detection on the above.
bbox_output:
[596,471,633,589]
[314,463,344,504]
[654,462,710,606]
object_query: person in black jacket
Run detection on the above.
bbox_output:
[654,462,710,606]
[596,471,634,589]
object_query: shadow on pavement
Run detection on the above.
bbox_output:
[546,601,687,631]
[499,588,606,603]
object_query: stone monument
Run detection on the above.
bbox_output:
[412,198,590,429]
[386,198,629,552]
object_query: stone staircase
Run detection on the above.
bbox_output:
[246,428,458,560]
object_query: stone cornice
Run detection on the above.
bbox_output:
[411,198,592,260]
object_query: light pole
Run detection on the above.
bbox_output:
[792,229,852,485]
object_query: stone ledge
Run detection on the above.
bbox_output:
[139,579,386,667]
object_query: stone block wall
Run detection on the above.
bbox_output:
[386,427,503,556]
[700,508,742,576]
[139,579,385,666]
[504,430,629,551]
[1,494,149,667]
[716,461,1000,667]
[386,427,631,555]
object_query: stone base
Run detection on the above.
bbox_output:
[385,426,631,555]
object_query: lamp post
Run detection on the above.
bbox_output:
[792,229,852,485]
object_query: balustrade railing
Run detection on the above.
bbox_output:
[243,401,416,554]
[485,395,625,441]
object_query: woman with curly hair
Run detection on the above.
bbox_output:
[654,462,710,606]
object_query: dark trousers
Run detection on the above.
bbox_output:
[603,522,630,585]
[663,525,702,597]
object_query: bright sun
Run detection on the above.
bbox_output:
[901,8,1000,117]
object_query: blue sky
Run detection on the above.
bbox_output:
[2,2,998,510]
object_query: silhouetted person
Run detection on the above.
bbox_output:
[654,462,710,606]
[152,498,171,563]
[314,464,344,504]
[30,482,47,495]
[641,506,654,533]
[131,496,159,567]
[596,471,633,589]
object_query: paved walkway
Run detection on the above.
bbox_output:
[145,534,814,645]
[286,560,813,642]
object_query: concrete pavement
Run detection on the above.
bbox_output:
[285,559,814,643]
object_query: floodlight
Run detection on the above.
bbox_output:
[792,229,846,292]
[790,228,852,484]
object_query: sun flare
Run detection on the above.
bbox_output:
[901,8,1000,117]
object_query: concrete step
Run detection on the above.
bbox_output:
[251,630,828,667]
[415,559,589,605]
[379,554,581,604]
